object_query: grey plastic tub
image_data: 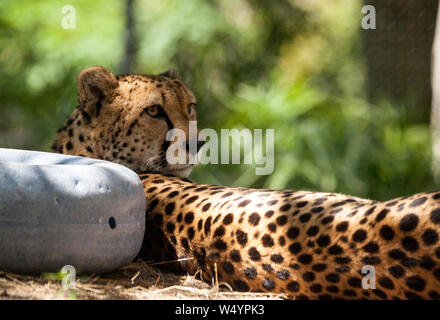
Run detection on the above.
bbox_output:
[0,148,146,275]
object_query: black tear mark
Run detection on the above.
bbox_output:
[158,109,174,168]
[96,100,102,117]
[80,108,91,124]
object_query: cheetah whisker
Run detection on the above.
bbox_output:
[148,257,194,266]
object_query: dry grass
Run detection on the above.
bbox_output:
[0,261,286,300]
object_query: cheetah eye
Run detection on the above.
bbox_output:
[145,104,162,118]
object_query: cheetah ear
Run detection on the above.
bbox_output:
[77,66,118,118]
[159,68,177,79]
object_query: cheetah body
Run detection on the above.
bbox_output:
[139,173,440,300]
[54,67,440,299]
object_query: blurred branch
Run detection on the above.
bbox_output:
[119,0,138,74]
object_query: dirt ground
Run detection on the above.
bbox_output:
[0,261,286,300]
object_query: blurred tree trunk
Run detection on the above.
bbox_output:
[119,0,137,74]
[431,2,440,180]
[362,0,437,112]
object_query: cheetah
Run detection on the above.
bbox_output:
[54,66,440,300]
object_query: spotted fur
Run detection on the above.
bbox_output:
[54,67,440,299]
[137,174,440,300]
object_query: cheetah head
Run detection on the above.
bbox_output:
[52,66,203,178]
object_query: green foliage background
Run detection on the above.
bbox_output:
[0,0,435,200]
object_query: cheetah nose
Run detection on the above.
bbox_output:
[185,140,206,154]
[197,139,206,151]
